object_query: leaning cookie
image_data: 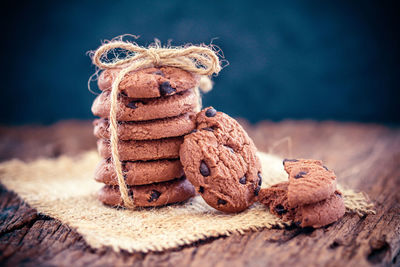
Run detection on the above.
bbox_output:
[97,66,199,98]
[258,182,345,228]
[97,137,182,161]
[92,89,200,121]
[283,159,337,207]
[180,107,262,213]
[93,112,195,141]
[94,159,184,186]
[98,177,195,207]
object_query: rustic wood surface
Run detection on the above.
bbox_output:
[0,120,399,267]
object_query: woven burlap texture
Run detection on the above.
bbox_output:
[0,151,374,253]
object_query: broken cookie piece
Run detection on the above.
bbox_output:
[258,182,345,228]
[258,159,345,228]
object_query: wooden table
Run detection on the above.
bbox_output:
[0,120,399,266]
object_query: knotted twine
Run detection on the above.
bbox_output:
[91,40,222,208]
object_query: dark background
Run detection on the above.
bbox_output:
[1,0,399,125]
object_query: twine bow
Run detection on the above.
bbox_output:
[91,39,222,208]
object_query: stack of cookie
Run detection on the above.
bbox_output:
[91,66,199,207]
[258,159,345,228]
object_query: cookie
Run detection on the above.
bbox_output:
[258,182,345,228]
[98,177,195,207]
[283,159,337,207]
[97,137,182,161]
[94,159,184,185]
[97,66,199,98]
[91,88,200,121]
[180,107,262,213]
[299,192,345,228]
[93,112,196,141]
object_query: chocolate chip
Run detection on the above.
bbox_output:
[191,129,198,133]
[329,241,341,249]
[199,161,210,176]
[159,81,176,96]
[294,171,308,179]
[153,70,165,76]
[257,172,262,186]
[202,127,214,132]
[224,145,234,153]
[198,186,204,193]
[274,204,288,215]
[217,199,227,205]
[239,176,246,184]
[126,101,139,109]
[205,108,217,117]
[323,165,329,171]
[283,158,298,165]
[148,190,161,202]
[254,186,261,196]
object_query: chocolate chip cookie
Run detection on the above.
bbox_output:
[95,159,184,186]
[180,107,262,213]
[91,89,200,121]
[93,112,196,141]
[258,182,345,228]
[98,177,195,207]
[97,66,199,98]
[97,137,182,161]
[283,159,337,207]
[299,192,345,228]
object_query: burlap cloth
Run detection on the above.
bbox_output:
[0,151,374,253]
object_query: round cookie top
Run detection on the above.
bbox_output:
[97,66,199,98]
[180,107,262,213]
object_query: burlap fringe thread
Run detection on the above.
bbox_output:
[0,151,374,253]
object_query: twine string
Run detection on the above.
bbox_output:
[92,40,222,208]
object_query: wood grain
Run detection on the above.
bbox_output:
[0,120,399,267]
